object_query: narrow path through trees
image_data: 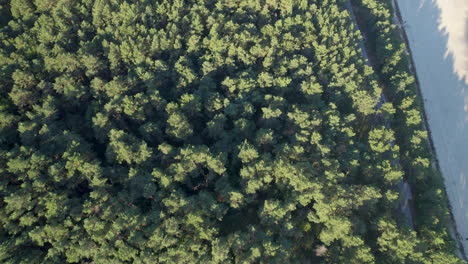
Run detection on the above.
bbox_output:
[346,0,415,230]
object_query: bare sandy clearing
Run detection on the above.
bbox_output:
[433,0,468,83]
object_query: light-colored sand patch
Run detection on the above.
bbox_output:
[433,0,468,83]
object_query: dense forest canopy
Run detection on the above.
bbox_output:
[0,0,463,263]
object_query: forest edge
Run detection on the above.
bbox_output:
[350,0,468,261]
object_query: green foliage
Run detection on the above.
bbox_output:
[0,0,460,263]
[354,0,463,261]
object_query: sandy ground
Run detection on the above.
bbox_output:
[433,0,468,84]
[395,0,468,256]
